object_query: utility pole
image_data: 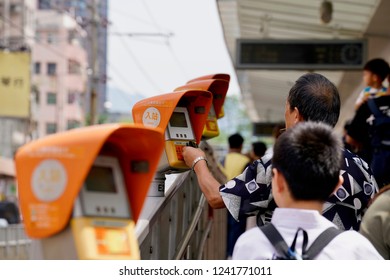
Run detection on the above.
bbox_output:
[2,0,10,47]
[89,0,99,125]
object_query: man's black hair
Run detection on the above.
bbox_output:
[252,141,267,158]
[364,58,390,82]
[272,121,342,201]
[228,133,244,149]
[287,73,340,128]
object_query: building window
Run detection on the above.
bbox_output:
[36,32,41,43]
[67,120,81,130]
[47,63,57,76]
[47,92,57,105]
[68,59,81,75]
[68,91,76,104]
[35,90,40,104]
[46,123,57,134]
[34,62,41,74]
[68,30,80,45]
[38,0,51,9]
[47,32,57,44]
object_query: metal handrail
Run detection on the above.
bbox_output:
[173,194,206,260]
[196,215,213,260]
[0,224,31,259]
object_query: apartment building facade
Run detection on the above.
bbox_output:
[32,9,87,136]
[0,0,37,200]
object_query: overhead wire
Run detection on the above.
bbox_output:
[101,49,146,115]
[110,22,163,93]
[141,0,189,80]
[102,47,143,95]
[109,1,189,81]
[106,60,140,94]
[108,32,170,45]
[109,6,157,28]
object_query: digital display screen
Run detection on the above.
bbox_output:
[170,112,188,128]
[85,166,117,193]
[237,39,366,70]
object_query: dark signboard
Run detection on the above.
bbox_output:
[236,39,367,70]
[253,122,285,136]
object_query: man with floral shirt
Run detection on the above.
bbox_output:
[183,73,378,230]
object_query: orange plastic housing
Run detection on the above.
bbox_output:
[15,123,165,238]
[132,90,213,145]
[175,78,229,120]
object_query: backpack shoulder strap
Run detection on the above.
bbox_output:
[304,227,343,259]
[259,223,290,259]
[367,98,382,118]
[260,224,342,260]
[367,98,390,127]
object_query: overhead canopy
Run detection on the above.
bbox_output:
[217,0,390,131]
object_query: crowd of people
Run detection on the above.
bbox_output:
[182,64,390,260]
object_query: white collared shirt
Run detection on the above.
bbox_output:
[232,208,383,260]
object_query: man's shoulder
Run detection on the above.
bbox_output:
[341,149,375,182]
[339,150,378,197]
[331,230,384,257]
[342,149,370,168]
[322,149,378,230]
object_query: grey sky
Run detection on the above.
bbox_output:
[107,0,240,98]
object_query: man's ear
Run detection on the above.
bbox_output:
[293,107,304,124]
[272,168,286,194]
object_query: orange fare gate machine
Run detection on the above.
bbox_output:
[132,89,213,196]
[15,123,165,259]
[175,73,230,139]
[188,73,230,120]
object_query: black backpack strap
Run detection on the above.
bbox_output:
[260,224,343,260]
[366,99,390,148]
[290,227,309,257]
[367,98,390,126]
[367,98,382,119]
[259,223,291,259]
[304,227,343,259]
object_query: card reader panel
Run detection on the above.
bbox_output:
[79,156,131,219]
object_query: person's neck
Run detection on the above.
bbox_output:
[281,200,323,213]
[229,148,241,153]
